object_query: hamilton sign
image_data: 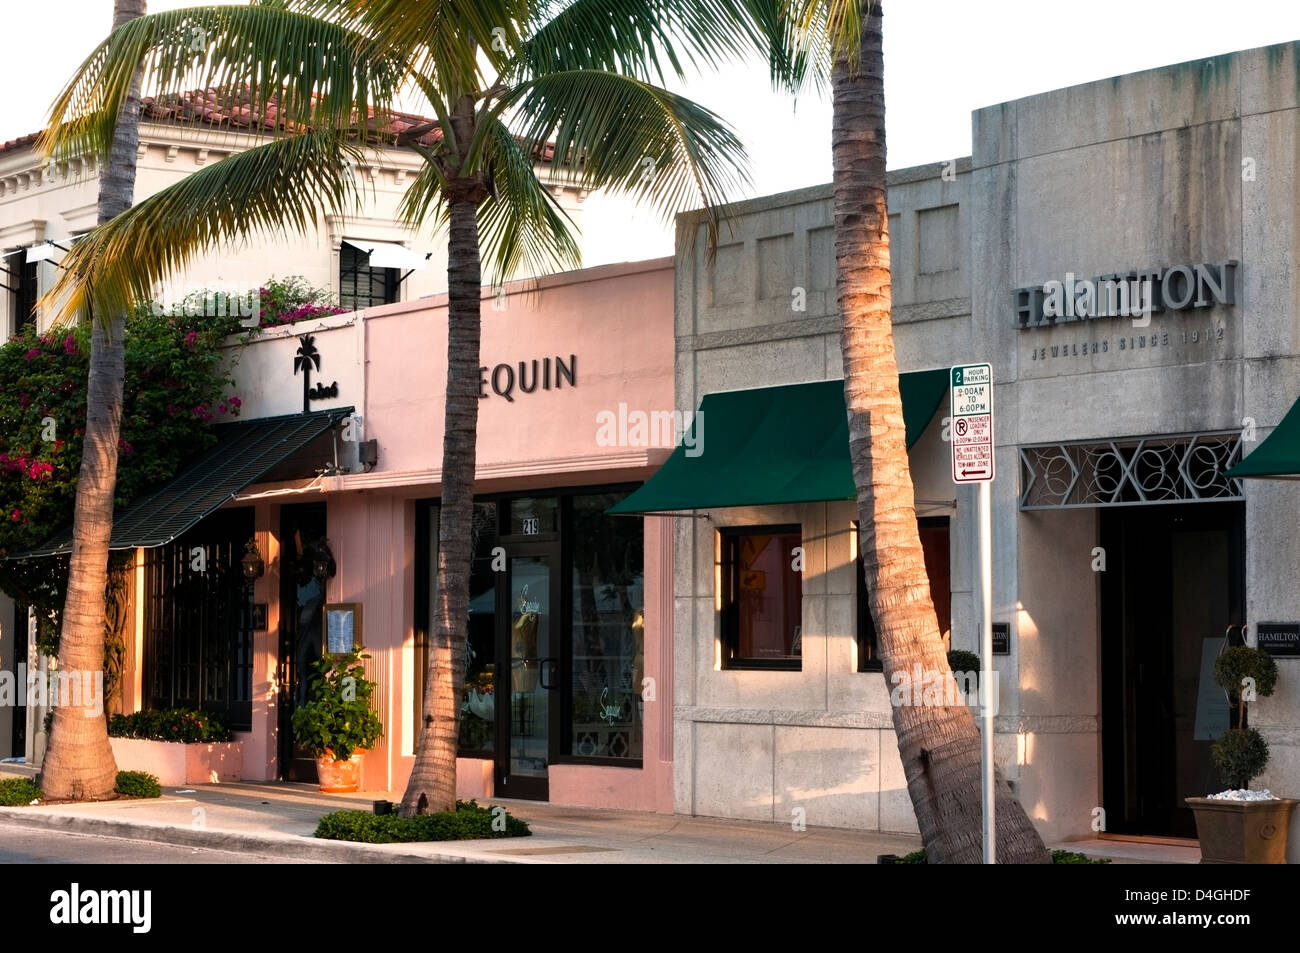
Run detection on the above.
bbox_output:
[1013,260,1237,329]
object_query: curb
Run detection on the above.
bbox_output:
[0,810,520,864]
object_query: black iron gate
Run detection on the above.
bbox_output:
[143,508,254,730]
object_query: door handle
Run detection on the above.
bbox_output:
[539,658,558,690]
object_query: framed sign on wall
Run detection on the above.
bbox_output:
[323,603,362,656]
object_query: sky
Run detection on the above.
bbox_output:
[5,0,1300,265]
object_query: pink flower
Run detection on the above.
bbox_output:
[18,393,29,410]
[184,331,200,351]
[228,396,241,408]
[63,334,77,355]
[117,439,133,456]
[9,509,20,522]
[218,401,228,414]
[166,404,180,417]
[24,348,40,361]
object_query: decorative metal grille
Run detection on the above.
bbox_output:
[1019,431,1244,509]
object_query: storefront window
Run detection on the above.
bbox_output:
[461,503,499,753]
[720,526,803,670]
[568,493,644,761]
[509,497,558,537]
[857,518,951,671]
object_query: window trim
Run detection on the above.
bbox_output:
[856,516,951,673]
[718,523,804,671]
[338,241,399,311]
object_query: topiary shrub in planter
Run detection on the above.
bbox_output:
[947,649,980,675]
[292,649,384,793]
[1186,645,1295,864]
[115,771,162,799]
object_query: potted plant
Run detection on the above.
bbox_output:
[1186,645,1295,863]
[291,648,383,794]
[465,668,495,721]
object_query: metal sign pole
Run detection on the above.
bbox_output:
[979,478,995,865]
[950,362,996,864]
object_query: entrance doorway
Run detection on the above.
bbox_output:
[496,541,562,800]
[1101,502,1245,837]
[417,490,646,802]
[279,502,329,782]
[9,603,26,759]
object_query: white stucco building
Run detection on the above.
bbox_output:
[0,90,589,761]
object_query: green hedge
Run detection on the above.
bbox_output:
[893,847,1109,864]
[115,770,162,799]
[0,777,43,806]
[108,709,232,744]
[315,800,531,843]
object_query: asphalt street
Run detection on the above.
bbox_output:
[0,826,317,864]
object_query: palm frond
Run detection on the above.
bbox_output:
[512,0,762,84]
[287,0,532,97]
[475,119,582,283]
[505,70,750,245]
[788,0,861,75]
[39,131,368,325]
[741,0,830,95]
[39,5,406,163]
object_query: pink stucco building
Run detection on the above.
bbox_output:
[43,257,676,810]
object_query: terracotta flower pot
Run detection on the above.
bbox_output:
[315,749,366,794]
[1185,797,1297,864]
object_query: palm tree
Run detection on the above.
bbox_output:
[37,0,147,802]
[762,1,1049,862]
[37,0,753,815]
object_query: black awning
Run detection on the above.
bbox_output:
[8,408,352,558]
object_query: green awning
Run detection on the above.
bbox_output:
[608,370,948,514]
[1226,393,1300,479]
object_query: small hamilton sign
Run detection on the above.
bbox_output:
[1256,622,1300,657]
[951,363,994,484]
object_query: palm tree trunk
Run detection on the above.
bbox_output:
[41,0,146,800]
[834,2,1047,863]
[401,131,485,814]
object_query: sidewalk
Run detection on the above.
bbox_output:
[0,764,1193,863]
[1,765,923,863]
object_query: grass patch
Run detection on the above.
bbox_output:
[0,777,43,806]
[115,770,162,799]
[314,799,531,843]
[892,847,1110,864]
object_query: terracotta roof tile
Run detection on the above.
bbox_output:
[0,87,556,162]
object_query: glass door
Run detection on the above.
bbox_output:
[1101,502,1245,836]
[278,502,329,783]
[496,545,561,799]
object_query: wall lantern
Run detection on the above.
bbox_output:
[310,539,337,581]
[241,539,266,582]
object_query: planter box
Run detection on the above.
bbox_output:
[1186,797,1297,864]
[109,737,243,786]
